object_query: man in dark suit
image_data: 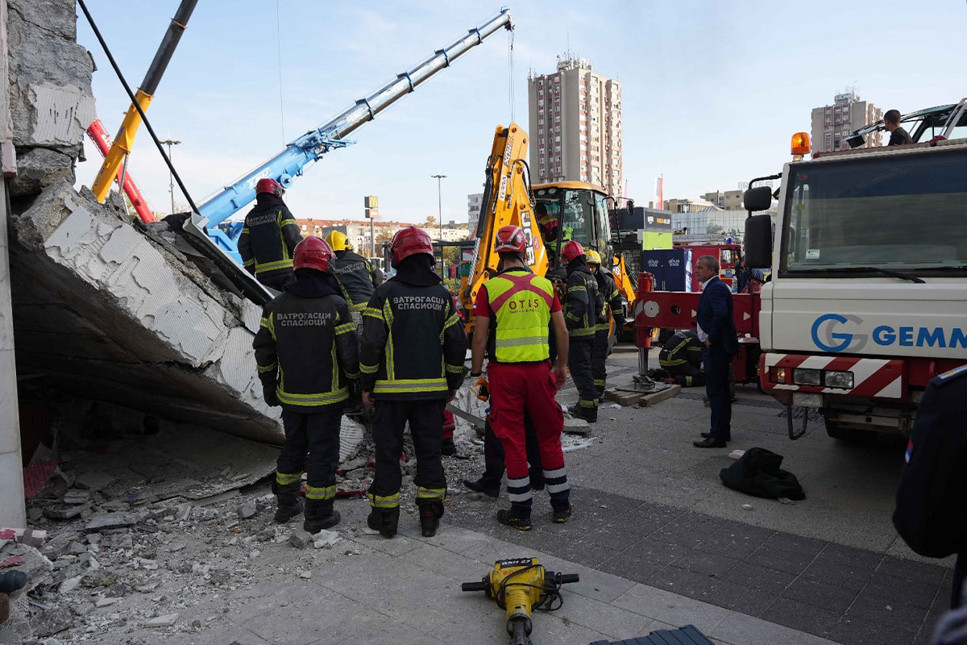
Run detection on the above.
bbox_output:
[693,255,738,448]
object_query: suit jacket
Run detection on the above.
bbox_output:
[697,277,739,355]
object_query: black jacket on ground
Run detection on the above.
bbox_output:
[238,193,303,282]
[360,255,467,400]
[253,270,359,412]
[331,250,382,311]
[720,447,805,500]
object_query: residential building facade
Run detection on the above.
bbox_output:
[811,91,883,153]
[527,56,622,198]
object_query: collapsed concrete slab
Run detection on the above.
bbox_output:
[4,0,285,444]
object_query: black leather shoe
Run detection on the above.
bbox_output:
[693,437,728,448]
[700,432,731,441]
[463,478,499,499]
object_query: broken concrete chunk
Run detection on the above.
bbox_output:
[58,575,83,595]
[68,541,87,555]
[288,530,313,550]
[563,418,591,436]
[62,489,91,505]
[237,503,256,520]
[43,505,88,520]
[312,530,341,549]
[74,472,116,492]
[85,513,139,531]
[145,613,179,628]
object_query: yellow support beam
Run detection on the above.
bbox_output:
[91,88,153,203]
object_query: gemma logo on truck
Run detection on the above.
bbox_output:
[811,314,967,353]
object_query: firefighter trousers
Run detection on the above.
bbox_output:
[369,398,447,510]
[592,328,610,399]
[277,407,342,510]
[489,361,568,513]
[569,337,597,410]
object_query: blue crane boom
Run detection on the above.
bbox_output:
[197,9,513,259]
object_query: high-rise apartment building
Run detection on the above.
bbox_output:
[528,56,622,198]
[811,91,883,153]
[467,193,483,235]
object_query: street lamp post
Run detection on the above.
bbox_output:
[431,174,446,275]
[160,139,181,216]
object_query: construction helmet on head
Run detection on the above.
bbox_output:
[326,230,349,251]
[586,249,602,265]
[390,226,433,267]
[293,236,333,273]
[562,240,585,263]
[494,225,527,254]
[256,178,285,198]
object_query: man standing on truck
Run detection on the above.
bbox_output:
[326,230,383,320]
[693,255,738,448]
[470,225,571,530]
[586,249,622,400]
[360,226,467,539]
[885,109,913,146]
[562,240,600,423]
[238,178,303,291]
[253,236,359,533]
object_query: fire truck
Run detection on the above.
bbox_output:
[743,100,967,440]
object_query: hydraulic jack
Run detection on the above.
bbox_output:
[462,557,579,645]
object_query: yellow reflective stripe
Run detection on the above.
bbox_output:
[305,484,336,500]
[344,371,360,380]
[275,471,302,486]
[579,398,596,408]
[593,379,606,386]
[373,378,447,394]
[595,323,610,331]
[261,314,277,340]
[241,227,250,235]
[571,328,596,337]
[360,363,379,374]
[349,301,368,312]
[244,258,255,267]
[384,300,395,380]
[335,322,356,335]
[279,218,297,227]
[443,313,460,330]
[445,363,464,374]
[257,362,277,374]
[495,335,548,348]
[416,486,446,500]
[363,307,383,320]
[276,387,349,406]
[255,259,294,273]
[369,492,400,508]
[565,312,580,321]
[661,358,687,366]
[568,285,587,292]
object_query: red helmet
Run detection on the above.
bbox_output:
[390,226,433,267]
[256,178,285,197]
[293,236,333,272]
[562,240,585,263]
[494,225,527,253]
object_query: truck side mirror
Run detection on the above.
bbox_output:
[743,186,772,212]
[744,215,772,269]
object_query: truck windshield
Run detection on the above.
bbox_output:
[780,147,967,276]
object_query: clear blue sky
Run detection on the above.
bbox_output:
[75,0,967,224]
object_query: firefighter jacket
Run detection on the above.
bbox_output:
[253,271,360,412]
[594,269,623,333]
[330,250,382,311]
[564,257,598,338]
[475,267,559,364]
[238,193,303,281]
[659,330,703,371]
[359,258,467,400]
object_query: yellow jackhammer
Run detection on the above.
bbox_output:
[462,557,579,645]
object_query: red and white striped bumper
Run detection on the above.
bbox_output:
[762,353,905,399]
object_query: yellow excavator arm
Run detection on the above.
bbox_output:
[461,123,548,332]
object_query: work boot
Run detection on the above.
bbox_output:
[366,507,399,539]
[418,500,444,538]
[552,502,572,524]
[303,499,340,534]
[496,507,532,531]
[272,480,304,524]
[441,438,456,456]
[568,404,597,423]
[463,477,499,499]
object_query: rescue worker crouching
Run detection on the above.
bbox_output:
[470,225,572,530]
[586,249,622,400]
[360,226,468,539]
[238,178,303,291]
[325,230,383,323]
[561,240,599,423]
[658,330,706,387]
[253,236,360,533]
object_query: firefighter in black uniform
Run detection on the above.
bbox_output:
[238,178,303,291]
[325,230,383,319]
[253,236,359,533]
[658,330,706,386]
[360,226,467,539]
[586,249,622,400]
[561,240,599,423]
